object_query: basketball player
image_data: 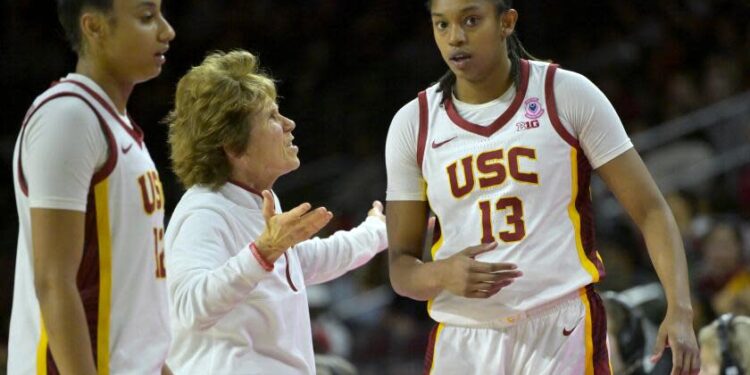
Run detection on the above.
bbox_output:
[164,50,387,374]
[8,0,175,374]
[385,0,700,374]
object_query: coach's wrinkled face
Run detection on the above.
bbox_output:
[240,101,300,181]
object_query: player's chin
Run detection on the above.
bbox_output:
[134,68,162,84]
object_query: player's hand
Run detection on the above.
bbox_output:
[255,190,333,262]
[649,307,700,375]
[161,365,174,375]
[437,242,522,298]
[367,200,385,223]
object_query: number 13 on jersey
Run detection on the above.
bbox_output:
[479,197,526,243]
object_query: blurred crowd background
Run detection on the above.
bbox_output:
[2,1,749,374]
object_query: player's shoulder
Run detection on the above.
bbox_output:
[30,80,101,120]
[393,82,442,122]
[536,64,602,104]
[392,96,420,126]
[524,60,589,83]
[546,64,595,88]
[27,93,100,132]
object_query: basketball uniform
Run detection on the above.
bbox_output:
[9,74,169,375]
[386,60,633,374]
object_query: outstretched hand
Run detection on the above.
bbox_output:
[367,200,386,222]
[438,242,522,298]
[254,190,333,262]
[650,309,700,375]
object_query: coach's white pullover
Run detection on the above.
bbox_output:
[165,182,387,374]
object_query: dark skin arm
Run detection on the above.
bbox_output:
[387,200,521,301]
[32,208,97,375]
[597,148,700,375]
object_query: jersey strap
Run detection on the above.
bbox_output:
[416,90,429,170]
[443,59,531,138]
[544,64,579,148]
[60,79,145,148]
[17,92,118,196]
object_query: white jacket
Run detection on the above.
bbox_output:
[165,183,387,374]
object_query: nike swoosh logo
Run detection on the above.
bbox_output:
[121,143,133,154]
[562,327,574,336]
[431,136,457,149]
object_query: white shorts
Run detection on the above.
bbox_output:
[424,286,611,375]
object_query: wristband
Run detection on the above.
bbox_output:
[249,242,274,272]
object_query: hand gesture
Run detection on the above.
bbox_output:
[650,308,700,375]
[254,190,333,262]
[437,242,522,298]
[367,200,385,223]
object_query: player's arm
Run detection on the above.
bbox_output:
[32,208,97,375]
[555,68,700,375]
[385,99,519,301]
[386,200,438,300]
[23,98,108,375]
[597,149,700,375]
[387,201,519,301]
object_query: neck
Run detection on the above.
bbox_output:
[228,169,277,194]
[75,57,133,115]
[454,57,514,104]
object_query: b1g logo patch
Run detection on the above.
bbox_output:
[524,97,544,119]
[516,120,540,132]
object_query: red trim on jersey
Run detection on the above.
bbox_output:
[431,218,442,247]
[586,286,612,374]
[422,323,440,375]
[16,105,35,195]
[17,93,76,196]
[576,153,606,278]
[546,65,605,277]
[283,252,298,292]
[417,90,429,170]
[126,113,146,144]
[249,242,274,272]
[44,188,106,374]
[91,117,118,186]
[228,179,265,200]
[444,59,530,138]
[60,79,145,148]
[16,92,118,196]
[544,64,580,148]
[44,350,60,375]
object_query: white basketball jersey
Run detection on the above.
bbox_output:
[418,60,605,327]
[9,77,169,374]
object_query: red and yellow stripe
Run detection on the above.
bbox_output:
[94,179,112,375]
[35,179,112,375]
[567,148,601,282]
[424,323,445,375]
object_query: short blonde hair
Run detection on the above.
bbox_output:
[167,50,277,189]
[699,315,750,370]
